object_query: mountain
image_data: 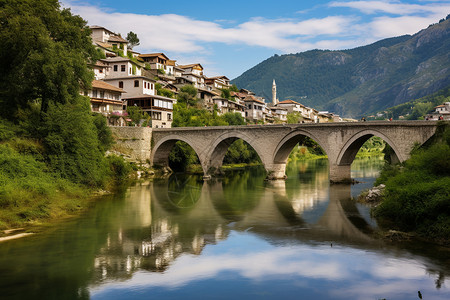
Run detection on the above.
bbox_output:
[232,17,450,118]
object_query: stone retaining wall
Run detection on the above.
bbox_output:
[109,126,152,162]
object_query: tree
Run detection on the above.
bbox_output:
[127,106,150,126]
[0,0,99,118]
[221,88,231,100]
[286,112,303,124]
[177,85,199,107]
[126,31,140,49]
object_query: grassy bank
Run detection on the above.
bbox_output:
[372,123,450,243]
[0,119,133,232]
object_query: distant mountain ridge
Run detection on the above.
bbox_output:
[232,17,450,118]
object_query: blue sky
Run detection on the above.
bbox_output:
[62,0,450,79]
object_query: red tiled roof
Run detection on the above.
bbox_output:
[243,95,265,104]
[178,63,203,70]
[278,99,300,105]
[139,53,170,60]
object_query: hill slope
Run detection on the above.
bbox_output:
[232,18,450,118]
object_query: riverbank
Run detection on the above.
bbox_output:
[355,123,450,246]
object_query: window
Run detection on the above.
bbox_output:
[99,69,103,73]
[114,65,118,72]
[167,113,172,120]
[152,112,162,120]
[119,81,123,88]
[134,80,139,87]
[121,65,126,72]
[92,90,98,98]
[151,83,153,90]
[100,91,104,98]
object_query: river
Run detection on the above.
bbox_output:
[0,157,449,299]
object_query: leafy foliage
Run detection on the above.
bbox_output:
[0,1,132,228]
[286,112,303,124]
[376,85,450,120]
[40,100,108,186]
[155,83,175,98]
[0,0,99,117]
[126,31,140,49]
[374,125,450,240]
[127,106,151,126]
[177,85,199,107]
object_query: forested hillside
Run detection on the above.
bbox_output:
[232,16,450,118]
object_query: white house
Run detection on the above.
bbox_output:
[178,64,205,89]
[244,95,266,122]
[103,76,156,98]
[101,57,143,78]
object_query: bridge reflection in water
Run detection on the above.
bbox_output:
[90,161,381,284]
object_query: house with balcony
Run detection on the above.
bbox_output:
[83,80,127,126]
[126,95,174,128]
[103,74,174,128]
[244,95,266,122]
[178,64,205,89]
[139,53,176,82]
[205,76,231,91]
[270,107,288,123]
[103,76,156,98]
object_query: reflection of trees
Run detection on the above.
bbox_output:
[351,156,385,178]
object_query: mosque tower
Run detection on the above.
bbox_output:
[272,79,277,105]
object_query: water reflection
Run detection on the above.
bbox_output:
[0,159,449,299]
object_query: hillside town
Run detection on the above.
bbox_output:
[86,26,343,128]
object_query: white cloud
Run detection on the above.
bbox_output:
[329,0,450,15]
[64,1,359,55]
[369,15,437,37]
[61,0,449,77]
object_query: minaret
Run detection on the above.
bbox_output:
[272,79,277,106]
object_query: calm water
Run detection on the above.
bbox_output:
[1,158,449,299]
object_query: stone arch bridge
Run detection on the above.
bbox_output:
[112,121,439,182]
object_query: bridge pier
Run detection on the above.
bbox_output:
[329,164,352,183]
[266,163,287,180]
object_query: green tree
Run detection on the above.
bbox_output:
[286,112,303,123]
[126,31,140,49]
[155,83,175,99]
[230,84,239,92]
[221,112,246,125]
[0,0,98,118]
[177,85,199,107]
[40,100,107,186]
[127,106,150,126]
[221,88,231,100]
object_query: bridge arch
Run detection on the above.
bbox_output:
[267,130,328,179]
[152,135,205,173]
[273,130,328,163]
[336,129,401,166]
[205,131,264,176]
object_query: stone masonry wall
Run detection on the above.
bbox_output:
[109,127,152,162]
